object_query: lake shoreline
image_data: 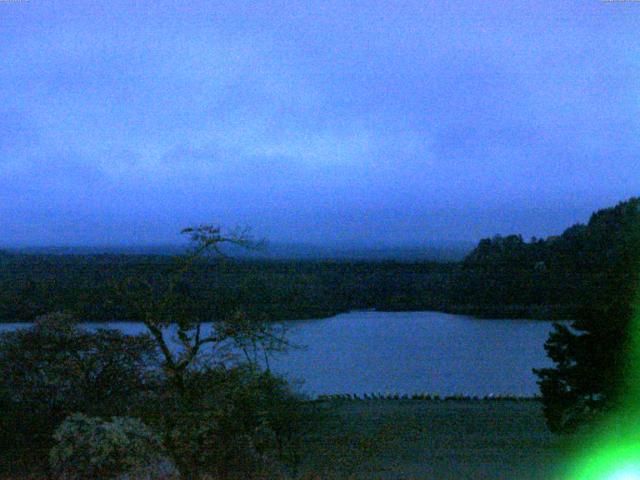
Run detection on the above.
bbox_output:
[0,311,560,398]
[0,306,570,324]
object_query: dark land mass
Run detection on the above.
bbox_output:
[0,398,583,480]
[0,255,457,322]
[0,197,637,323]
[298,398,570,480]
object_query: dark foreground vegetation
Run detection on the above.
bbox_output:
[1,393,585,480]
[1,198,640,478]
[0,313,315,479]
[0,228,319,479]
[0,311,569,479]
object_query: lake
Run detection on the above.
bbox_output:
[0,311,563,398]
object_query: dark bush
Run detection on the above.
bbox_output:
[149,365,313,480]
[0,313,159,451]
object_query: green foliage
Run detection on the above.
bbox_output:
[533,198,640,431]
[3,198,639,326]
[0,311,310,479]
[49,413,176,480]
[117,225,313,479]
[446,197,640,431]
[458,198,640,319]
[145,365,313,479]
[0,313,159,448]
[0,227,315,479]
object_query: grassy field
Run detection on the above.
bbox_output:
[298,399,573,480]
[2,399,580,479]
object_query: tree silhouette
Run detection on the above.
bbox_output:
[534,199,640,431]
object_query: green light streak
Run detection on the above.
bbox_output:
[561,281,640,479]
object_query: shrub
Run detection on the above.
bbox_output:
[49,413,176,480]
[151,365,313,479]
[0,313,159,449]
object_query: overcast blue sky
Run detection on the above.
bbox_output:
[1,0,639,247]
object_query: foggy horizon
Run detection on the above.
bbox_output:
[0,201,625,250]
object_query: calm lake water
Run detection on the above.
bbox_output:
[0,311,563,397]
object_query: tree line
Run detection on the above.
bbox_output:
[2,197,640,439]
[4,202,638,325]
[0,255,456,322]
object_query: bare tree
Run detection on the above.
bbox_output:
[118,225,287,392]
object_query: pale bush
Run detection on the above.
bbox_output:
[49,413,177,480]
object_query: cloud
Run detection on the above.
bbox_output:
[0,1,639,245]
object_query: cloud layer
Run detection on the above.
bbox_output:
[1,1,639,245]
